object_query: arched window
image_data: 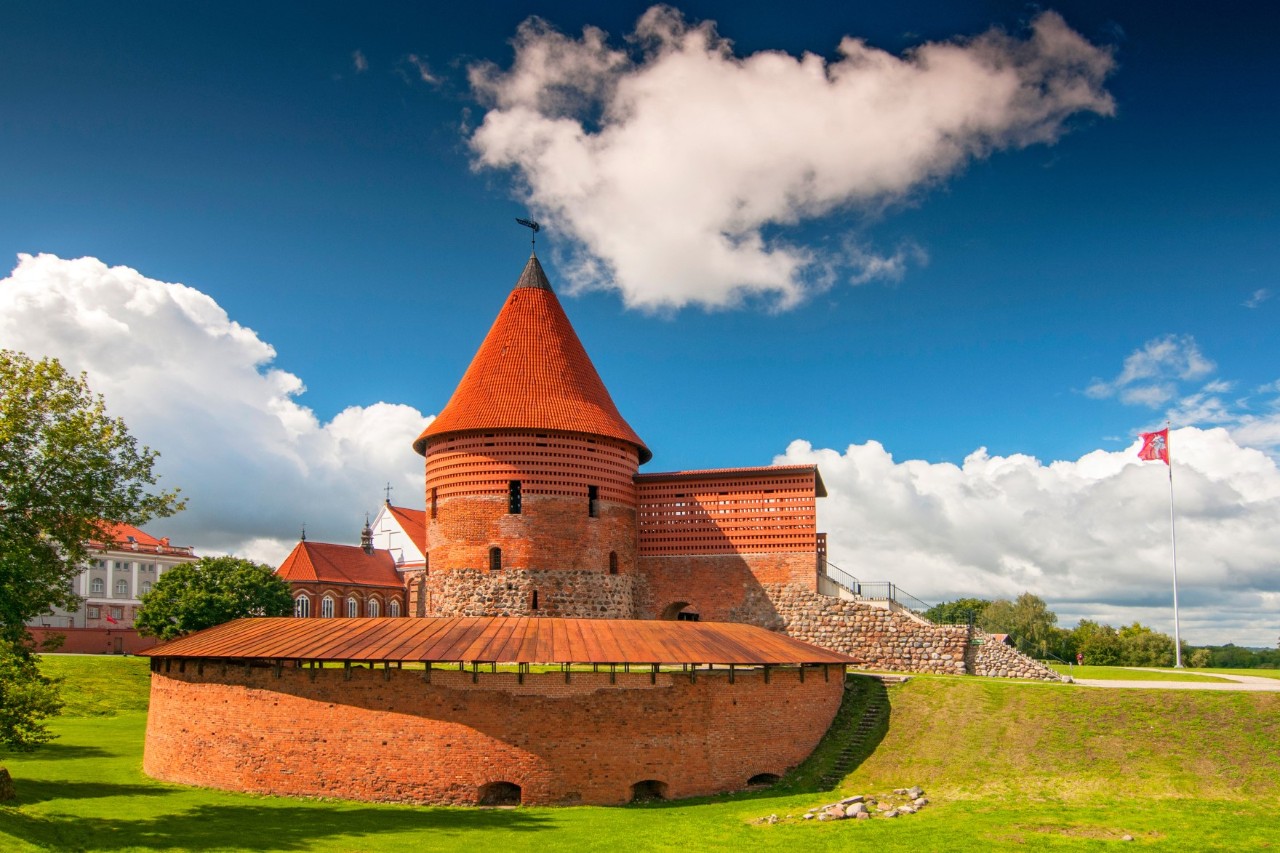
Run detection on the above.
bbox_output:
[630,780,668,802]
[477,781,522,806]
[388,600,400,617]
[321,595,335,618]
[115,579,129,597]
[347,597,359,618]
[141,581,152,594]
[489,546,502,573]
[90,578,105,594]
[609,552,618,575]
[367,598,380,617]
[294,595,311,618]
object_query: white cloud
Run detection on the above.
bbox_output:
[1244,288,1271,308]
[782,429,1280,646]
[0,254,431,565]
[403,54,439,85]
[468,7,1114,311]
[352,49,369,73]
[1085,334,1216,404]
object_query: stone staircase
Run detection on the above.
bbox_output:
[818,693,889,789]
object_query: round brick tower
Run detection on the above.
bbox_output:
[410,253,650,617]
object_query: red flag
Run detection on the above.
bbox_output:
[1138,428,1170,464]
[104,610,119,625]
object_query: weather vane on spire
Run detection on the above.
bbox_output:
[516,217,541,250]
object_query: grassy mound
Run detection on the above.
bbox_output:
[2,656,1278,851]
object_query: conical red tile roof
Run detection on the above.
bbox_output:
[415,254,650,462]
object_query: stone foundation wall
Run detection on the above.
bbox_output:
[424,568,639,618]
[970,633,1061,680]
[143,663,844,805]
[764,584,1062,680]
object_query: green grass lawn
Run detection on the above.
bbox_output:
[1189,667,1280,680]
[3,656,1279,851]
[1048,664,1231,682]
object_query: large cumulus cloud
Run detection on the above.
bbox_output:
[469,7,1115,310]
[0,254,430,564]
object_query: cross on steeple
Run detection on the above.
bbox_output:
[384,481,394,505]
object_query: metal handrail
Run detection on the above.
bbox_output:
[819,561,933,614]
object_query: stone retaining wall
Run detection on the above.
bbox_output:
[424,569,638,618]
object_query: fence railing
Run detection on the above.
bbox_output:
[819,561,933,615]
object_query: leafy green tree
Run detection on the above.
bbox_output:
[978,592,1059,658]
[0,350,183,647]
[135,556,293,640]
[0,643,63,753]
[923,598,992,625]
[1189,648,1212,668]
[1116,622,1176,667]
[1073,619,1123,666]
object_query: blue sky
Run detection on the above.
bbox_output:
[2,2,1277,643]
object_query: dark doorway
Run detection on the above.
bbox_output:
[747,773,781,786]
[478,781,522,806]
[630,780,668,802]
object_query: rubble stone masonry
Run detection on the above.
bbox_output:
[143,662,845,805]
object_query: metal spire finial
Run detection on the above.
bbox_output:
[300,522,306,542]
[384,481,393,505]
[516,217,541,252]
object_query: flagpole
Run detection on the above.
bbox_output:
[1167,421,1183,668]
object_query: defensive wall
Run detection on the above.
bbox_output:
[26,626,155,655]
[145,614,849,799]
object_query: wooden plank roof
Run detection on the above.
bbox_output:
[142,617,856,666]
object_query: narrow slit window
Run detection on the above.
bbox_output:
[588,485,599,518]
[531,590,539,611]
[489,546,502,573]
[609,551,618,575]
[508,480,522,514]
[430,487,438,519]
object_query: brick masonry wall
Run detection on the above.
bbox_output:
[26,627,155,655]
[635,553,817,625]
[143,663,845,806]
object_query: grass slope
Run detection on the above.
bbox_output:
[1048,665,1231,682]
[2,657,1279,851]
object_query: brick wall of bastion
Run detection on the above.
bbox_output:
[143,662,845,806]
[765,584,1061,681]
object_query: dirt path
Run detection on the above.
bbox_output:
[1071,669,1280,691]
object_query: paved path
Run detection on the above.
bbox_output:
[1071,668,1280,691]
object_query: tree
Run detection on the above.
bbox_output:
[923,598,992,625]
[1072,619,1123,666]
[0,350,183,648]
[135,556,293,640]
[1116,622,1176,667]
[0,350,181,771]
[978,592,1059,658]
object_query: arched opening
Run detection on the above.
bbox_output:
[346,596,359,618]
[630,780,668,802]
[659,601,699,622]
[367,598,381,617]
[747,773,781,787]
[608,551,618,575]
[489,546,502,573]
[388,599,401,617]
[294,595,311,618]
[477,781,522,806]
[320,595,335,618]
[530,590,539,611]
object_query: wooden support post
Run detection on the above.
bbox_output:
[729,664,735,684]
[423,661,432,683]
[763,664,770,684]
[273,660,283,678]
[344,661,352,681]
[309,661,317,682]
[651,664,658,685]
[609,663,616,684]
[471,662,479,684]
[383,662,391,681]
[178,660,185,674]
[563,663,571,684]
[823,664,829,682]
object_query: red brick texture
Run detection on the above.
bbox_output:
[27,627,156,655]
[636,553,817,625]
[143,663,844,805]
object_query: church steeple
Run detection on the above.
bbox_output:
[413,255,650,462]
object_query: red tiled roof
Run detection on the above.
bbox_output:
[414,254,651,463]
[636,465,828,497]
[275,541,402,589]
[386,505,426,550]
[88,522,194,556]
[143,616,857,666]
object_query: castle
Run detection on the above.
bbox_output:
[274,250,1061,682]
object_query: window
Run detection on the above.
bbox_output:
[609,552,618,575]
[87,606,100,619]
[294,596,311,618]
[141,581,152,594]
[347,597,359,618]
[90,578,105,594]
[508,480,522,514]
[321,596,335,618]
[110,607,124,620]
[367,599,380,617]
[430,487,438,519]
[588,485,599,518]
[530,590,539,611]
[489,547,502,573]
[115,579,129,597]
[388,600,400,617]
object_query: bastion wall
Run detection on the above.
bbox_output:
[143,662,845,806]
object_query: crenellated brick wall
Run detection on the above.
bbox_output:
[143,662,845,805]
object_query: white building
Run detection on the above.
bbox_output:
[30,522,198,630]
